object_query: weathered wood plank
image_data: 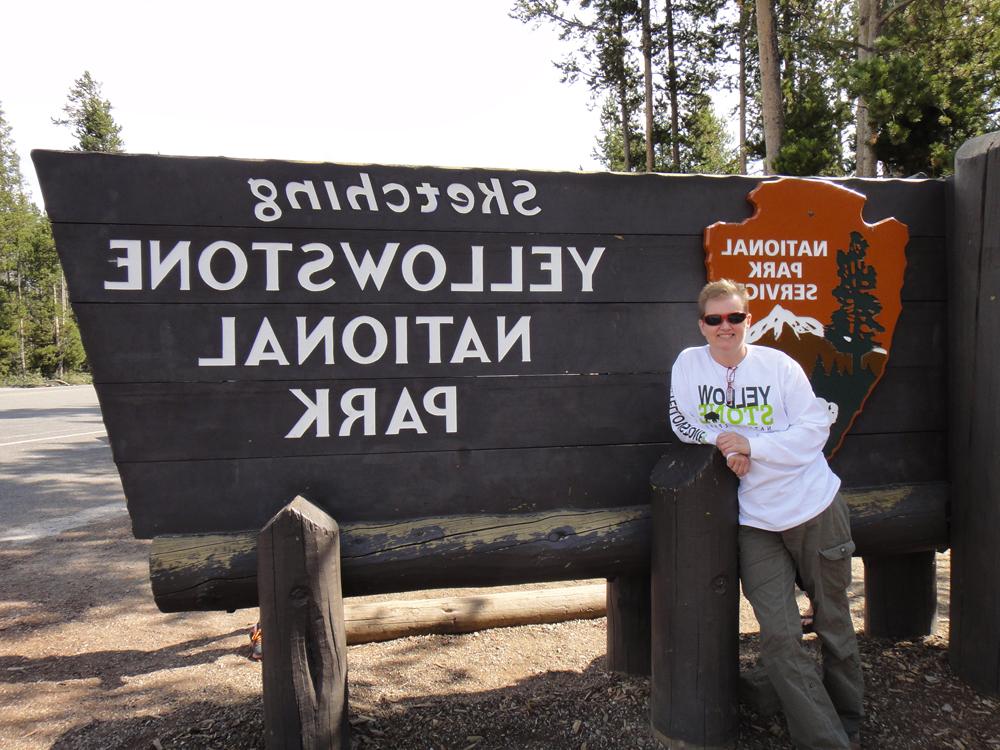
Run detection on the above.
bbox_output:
[344,584,606,645]
[948,132,1000,695]
[125,443,669,538]
[74,301,945,383]
[51,223,944,305]
[97,369,944,464]
[33,150,946,236]
[121,436,946,539]
[149,482,947,613]
[258,497,348,749]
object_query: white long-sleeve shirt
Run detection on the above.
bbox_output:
[668,344,841,531]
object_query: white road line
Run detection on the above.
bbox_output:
[0,502,125,543]
[0,429,107,448]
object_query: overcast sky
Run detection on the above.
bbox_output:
[2,0,609,206]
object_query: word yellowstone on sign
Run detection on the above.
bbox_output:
[102,240,605,295]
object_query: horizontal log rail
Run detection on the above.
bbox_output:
[149,481,947,613]
[343,584,606,645]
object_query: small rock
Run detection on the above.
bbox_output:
[572,719,582,735]
[941,703,953,713]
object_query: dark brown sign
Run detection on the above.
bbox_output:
[31,151,945,537]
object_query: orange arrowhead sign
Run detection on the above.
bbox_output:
[704,178,908,456]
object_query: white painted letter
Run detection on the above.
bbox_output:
[342,316,388,364]
[567,246,605,292]
[198,317,236,366]
[339,388,376,436]
[297,316,335,365]
[149,240,191,290]
[286,388,329,438]
[199,241,248,291]
[298,243,336,292]
[497,316,531,362]
[402,244,446,292]
[105,240,143,290]
[252,242,293,291]
[386,388,427,434]
[424,386,458,432]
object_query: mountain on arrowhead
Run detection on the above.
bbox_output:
[747,304,824,344]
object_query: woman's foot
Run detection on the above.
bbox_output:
[801,604,815,634]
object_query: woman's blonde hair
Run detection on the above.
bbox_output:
[698,279,749,315]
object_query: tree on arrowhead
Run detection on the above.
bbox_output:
[52,71,124,153]
[827,231,885,372]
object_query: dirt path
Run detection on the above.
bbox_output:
[1,517,997,749]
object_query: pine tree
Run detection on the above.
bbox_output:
[52,71,125,153]
[826,231,884,373]
[847,0,1000,176]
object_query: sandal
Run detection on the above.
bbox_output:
[249,622,263,661]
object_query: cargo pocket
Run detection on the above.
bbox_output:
[819,539,856,591]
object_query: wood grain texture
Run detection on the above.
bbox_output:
[152,505,652,612]
[122,435,946,540]
[51,224,943,305]
[343,584,606,644]
[650,445,739,748]
[258,497,348,750]
[149,481,947,613]
[947,132,1000,695]
[96,368,943,464]
[606,572,652,677]
[32,150,946,236]
[863,552,937,638]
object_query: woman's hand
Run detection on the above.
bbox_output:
[717,432,751,457]
[726,452,751,477]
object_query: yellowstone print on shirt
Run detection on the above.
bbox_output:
[704,178,908,456]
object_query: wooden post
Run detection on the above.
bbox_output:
[650,445,739,749]
[606,572,651,676]
[258,497,349,750]
[863,552,937,639]
[948,131,1000,695]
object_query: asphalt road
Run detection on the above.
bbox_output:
[0,385,126,540]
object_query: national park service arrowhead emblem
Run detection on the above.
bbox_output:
[704,178,908,457]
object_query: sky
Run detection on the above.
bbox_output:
[2,0,609,206]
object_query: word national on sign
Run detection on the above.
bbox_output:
[103,240,606,294]
[198,315,532,367]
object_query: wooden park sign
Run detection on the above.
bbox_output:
[33,150,956,747]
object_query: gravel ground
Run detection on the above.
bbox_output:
[1,516,998,749]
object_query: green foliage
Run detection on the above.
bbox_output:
[53,71,125,153]
[774,73,847,175]
[0,102,87,381]
[847,0,1000,176]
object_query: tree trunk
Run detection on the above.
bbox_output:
[756,0,783,174]
[642,0,654,172]
[620,80,632,172]
[15,271,26,375]
[53,283,63,378]
[617,8,632,173]
[855,0,879,176]
[739,0,748,174]
[665,0,680,172]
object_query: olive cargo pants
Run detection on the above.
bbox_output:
[739,494,864,749]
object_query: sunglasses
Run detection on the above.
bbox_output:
[702,312,748,326]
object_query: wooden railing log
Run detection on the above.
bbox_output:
[149,483,947,614]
